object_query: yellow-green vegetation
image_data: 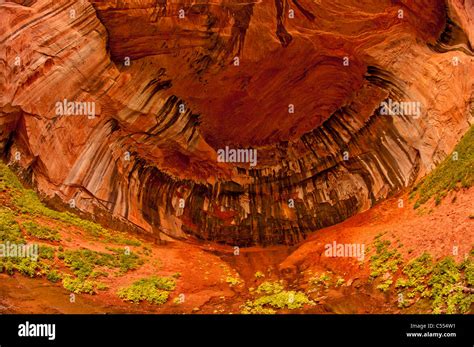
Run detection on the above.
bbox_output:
[0,163,24,191]
[0,208,46,277]
[220,263,242,288]
[0,212,61,280]
[173,297,183,305]
[62,275,107,294]
[242,281,315,314]
[395,253,433,301]
[61,248,143,280]
[309,272,332,289]
[254,271,265,279]
[117,276,176,305]
[21,221,60,241]
[39,245,55,260]
[308,271,345,291]
[0,162,150,295]
[369,235,402,292]
[411,125,473,208]
[0,162,148,283]
[369,235,473,314]
[226,276,241,287]
[0,162,140,246]
[46,269,62,283]
[0,208,24,244]
[396,251,473,314]
[0,256,44,277]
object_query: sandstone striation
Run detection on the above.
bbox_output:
[1,0,473,246]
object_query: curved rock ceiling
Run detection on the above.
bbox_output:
[1,0,473,246]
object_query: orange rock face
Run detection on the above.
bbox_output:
[0,0,473,245]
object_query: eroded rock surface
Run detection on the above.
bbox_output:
[1,0,473,245]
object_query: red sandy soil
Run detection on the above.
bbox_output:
[0,187,472,314]
[282,188,474,277]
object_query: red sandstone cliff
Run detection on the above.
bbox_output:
[1,0,473,245]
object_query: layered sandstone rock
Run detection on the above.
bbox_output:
[0,0,473,245]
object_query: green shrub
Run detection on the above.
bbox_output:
[0,260,15,275]
[63,248,143,279]
[226,276,241,287]
[429,257,472,314]
[96,282,109,291]
[370,237,401,280]
[396,252,473,314]
[117,276,176,304]
[39,245,55,260]
[242,281,314,314]
[253,291,313,309]
[376,278,393,292]
[412,125,474,207]
[22,221,60,241]
[256,281,284,294]
[62,276,99,294]
[0,216,44,278]
[90,270,109,278]
[335,277,345,287]
[461,255,474,287]
[0,163,25,191]
[15,257,42,277]
[0,162,137,246]
[46,269,62,283]
[309,272,332,288]
[0,208,24,243]
[396,253,433,293]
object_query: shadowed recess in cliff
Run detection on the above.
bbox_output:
[428,14,474,55]
[0,0,472,248]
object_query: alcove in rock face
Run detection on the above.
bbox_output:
[1,0,473,246]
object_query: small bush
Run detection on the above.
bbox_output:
[370,237,401,280]
[335,277,345,287]
[63,248,143,279]
[117,276,176,304]
[256,281,284,294]
[226,276,241,287]
[309,272,332,288]
[62,276,98,294]
[39,245,55,260]
[396,252,473,314]
[46,269,62,283]
[0,208,24,243]
[22,221,60,241]
[376,279,393,292]
[242,281,314,314]
[412,126,473,207]
[15,257,42,277]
